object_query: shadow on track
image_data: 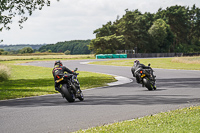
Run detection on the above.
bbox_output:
[131,77,200,89]
[1,93,199,108]
[0,78,199,108]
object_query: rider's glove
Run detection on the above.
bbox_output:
[74,73,79,75]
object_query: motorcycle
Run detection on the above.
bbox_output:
[134,64,156,91]
[55,68,84,102]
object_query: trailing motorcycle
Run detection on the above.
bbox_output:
[55,68,84,102]
[134,64,156,91]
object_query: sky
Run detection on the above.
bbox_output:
[1,0,200,45]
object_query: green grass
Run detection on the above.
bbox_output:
[90,57,200,70]
[0,63,116,100]
[78,71,116,89]
[75,106,200,133]
[0,54,95,61]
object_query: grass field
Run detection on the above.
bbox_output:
[90,56,200,70]
[0,54,95,61]
[0,59,116,100]
[75,106,200,133]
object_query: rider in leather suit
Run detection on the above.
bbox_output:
[131,60,152,83]
[52,60,77,92]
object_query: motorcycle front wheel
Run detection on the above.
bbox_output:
[142,78,154,91]
[78,91,84,101]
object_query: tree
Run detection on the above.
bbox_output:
[89,34,125,54]
[155,5,200,52]
[188,5,200,47]
[164,5,190,50]
[148,19,173,52]
[90,5,200,54]
[116,10,143,50]
[0,49,4,55]
[93,21,117,38]
[0,0,59,42]
[90,9,154,54]
[19,47,33,54]
[3,51,9,55]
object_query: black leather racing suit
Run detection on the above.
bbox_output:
[52,65,75,90]
[131,63,152,83]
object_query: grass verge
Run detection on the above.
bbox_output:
[0,62,116,100]
[90,56,200,70]
[75,106,200,133]
[0,54,95,61]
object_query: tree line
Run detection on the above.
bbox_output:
[0,47,35,55]
[0,44,44,51]
[0,40,92,55]
[0,44,45,55]
[89,5,200,54]
[38,40,91,55]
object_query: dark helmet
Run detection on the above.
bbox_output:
[134,60,140,65]
[54,60,63,66]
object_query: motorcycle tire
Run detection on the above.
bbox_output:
[78,91,84,101]
[61,84,75,103]
[142,78,154,91]
[153,85,157,90]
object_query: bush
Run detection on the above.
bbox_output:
[64,50,71,55]
[3,51,9,55]
[19,47,34,54]
[0,64,11,81]
[0,49,4,55]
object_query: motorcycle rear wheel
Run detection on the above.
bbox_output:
[61,84,75,102]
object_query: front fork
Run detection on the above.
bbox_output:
[68,81,81,98]
[68,80,77,93]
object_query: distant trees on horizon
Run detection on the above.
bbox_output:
[38,40,91,55]
[0,40,92,55]
[89,5,200,54]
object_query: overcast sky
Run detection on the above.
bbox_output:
[1,0,200,45]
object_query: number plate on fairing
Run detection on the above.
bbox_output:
[56,78,63,83]
[141,74,146,78]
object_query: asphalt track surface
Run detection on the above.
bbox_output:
[0,59,200,133]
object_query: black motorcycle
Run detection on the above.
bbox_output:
[134,64,156,91]
[56,68,84,102]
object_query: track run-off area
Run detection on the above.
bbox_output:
[0,59,200,133]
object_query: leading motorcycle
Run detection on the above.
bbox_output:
[55,68,84,102]
[134,64,156,91]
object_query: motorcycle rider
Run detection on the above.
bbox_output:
[131,60,153,83]
[52,60,78,93]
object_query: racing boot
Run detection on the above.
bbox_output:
[55,83,61,93]
[75,88,81,97]
[55,87,65,98]
[55,87,61,93]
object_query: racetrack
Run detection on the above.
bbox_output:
[0,59,200,133]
